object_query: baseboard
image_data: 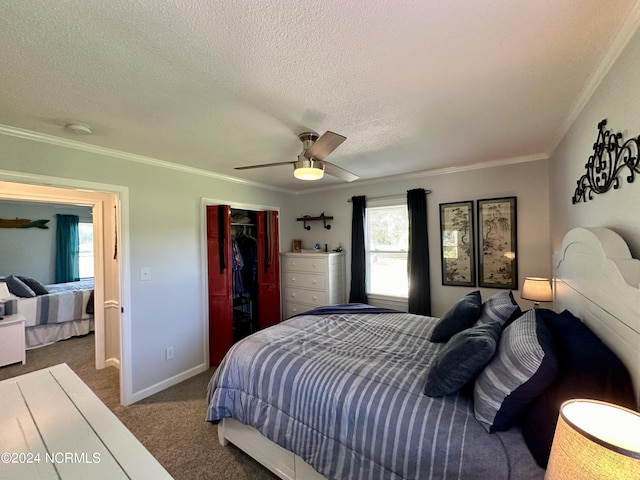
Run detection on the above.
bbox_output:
[128,363,209,404]
[105,357,120,369]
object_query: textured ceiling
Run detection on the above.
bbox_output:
[1,1,639,192]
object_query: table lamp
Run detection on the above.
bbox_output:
[521,277,553,308]
[545,399,640,479]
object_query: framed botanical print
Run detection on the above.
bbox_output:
[439,201,475,286]
[477,196,518,289]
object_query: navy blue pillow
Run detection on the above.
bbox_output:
[17,276,49,296]
[4,275,36,298]
[474,309,557,432]
[430,290,482,343]
[425,321,501,397]
[521,309,637,467]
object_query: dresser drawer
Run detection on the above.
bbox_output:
[283,287,326,306]
[282,256,327,273]
[283,302,315,319]
[282,272,325,290]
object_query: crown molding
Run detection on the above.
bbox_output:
[0,123,548,197]
[290,153,549,195]
[552,1,640,153]
[0,124,293,194]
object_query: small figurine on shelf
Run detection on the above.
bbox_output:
[333,243,344,252]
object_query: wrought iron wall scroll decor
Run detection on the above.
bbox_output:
[573,119,640,203]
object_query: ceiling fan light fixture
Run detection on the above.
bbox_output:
[294,158,324,181]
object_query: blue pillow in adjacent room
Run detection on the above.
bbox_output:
[425,321,502,397]
[430,290,482,343]
[475,290,521,327]
[474,309,557,432]
[5,274,36,298]
[17,275,49,296]
[521,309,637,467]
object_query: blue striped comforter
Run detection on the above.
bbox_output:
[206,311,543,480]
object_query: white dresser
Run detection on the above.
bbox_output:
[281,252,346,319]
[0,314,26,367]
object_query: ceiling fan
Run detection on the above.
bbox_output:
[235,131,359,182]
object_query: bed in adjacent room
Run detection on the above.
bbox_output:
[2,276,94,349]
[206,227,640,480]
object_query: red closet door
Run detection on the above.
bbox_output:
[257,210,281,329]
[206,205,233,366]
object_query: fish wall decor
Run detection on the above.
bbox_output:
[0,218,50,229]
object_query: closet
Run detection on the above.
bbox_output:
[206,205,280,366]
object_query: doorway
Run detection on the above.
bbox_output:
[0,178,128,403]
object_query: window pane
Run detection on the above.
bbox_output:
[368,252,408,296]
[367,205,408,251]
[366,204,408,297]
[78,223,94,279]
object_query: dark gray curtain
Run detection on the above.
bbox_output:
[407,189,431,315]
[348,195,368,304]
[55,214,80,283]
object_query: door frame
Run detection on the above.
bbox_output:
[200,197,280,367]
[0,169,133,406]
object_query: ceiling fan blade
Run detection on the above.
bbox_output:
[324,161,359,182]
[305,131,346,160]
[234,161,295,170]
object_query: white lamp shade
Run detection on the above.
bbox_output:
[294,158,325,180]
[521,277,553,303]
[545,399,640,480]
[294,167,324,180]
[0,282,10,301]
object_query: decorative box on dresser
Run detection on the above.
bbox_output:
[281,252,346,319]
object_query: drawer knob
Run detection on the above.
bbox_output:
[291,292,296,298]
[312,296,317,301]
[312,279,317,284]
[291,277,296,282]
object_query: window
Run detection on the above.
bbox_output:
[366,202,408,297]
[78,222,94,279]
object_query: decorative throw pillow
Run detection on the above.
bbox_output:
[521,309,637,467]
[475,290,521,327]
[5,275,36,298]
[17,275,49,296]
[430,290,482,343]
[425,321,502,397]
[474,309,557,432]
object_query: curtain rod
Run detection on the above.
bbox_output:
[347,190,432,202]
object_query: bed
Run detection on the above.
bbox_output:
[3,277,94,349]
[206,227,640,480]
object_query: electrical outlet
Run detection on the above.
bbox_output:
[166,347,174,360]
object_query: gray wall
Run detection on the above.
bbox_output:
[279,159,550,316]
[549,26,640,258]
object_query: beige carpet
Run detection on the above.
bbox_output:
[0,334,279,480]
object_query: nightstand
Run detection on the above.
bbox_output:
[0,314,26,367]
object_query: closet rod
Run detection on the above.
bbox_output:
[346,190,431,202]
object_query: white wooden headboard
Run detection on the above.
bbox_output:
[553,227,640,407]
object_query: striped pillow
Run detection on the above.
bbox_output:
[473,309,557,432]
[475,290,520,327]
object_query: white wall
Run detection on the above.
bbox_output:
[280,159,551,316]
[0,201,91,284]
[549,26,640,257]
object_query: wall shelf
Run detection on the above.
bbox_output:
[296,215,333,230]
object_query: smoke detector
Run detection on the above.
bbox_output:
[65,123,93,135]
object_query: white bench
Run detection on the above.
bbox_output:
[0,363,173,479]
